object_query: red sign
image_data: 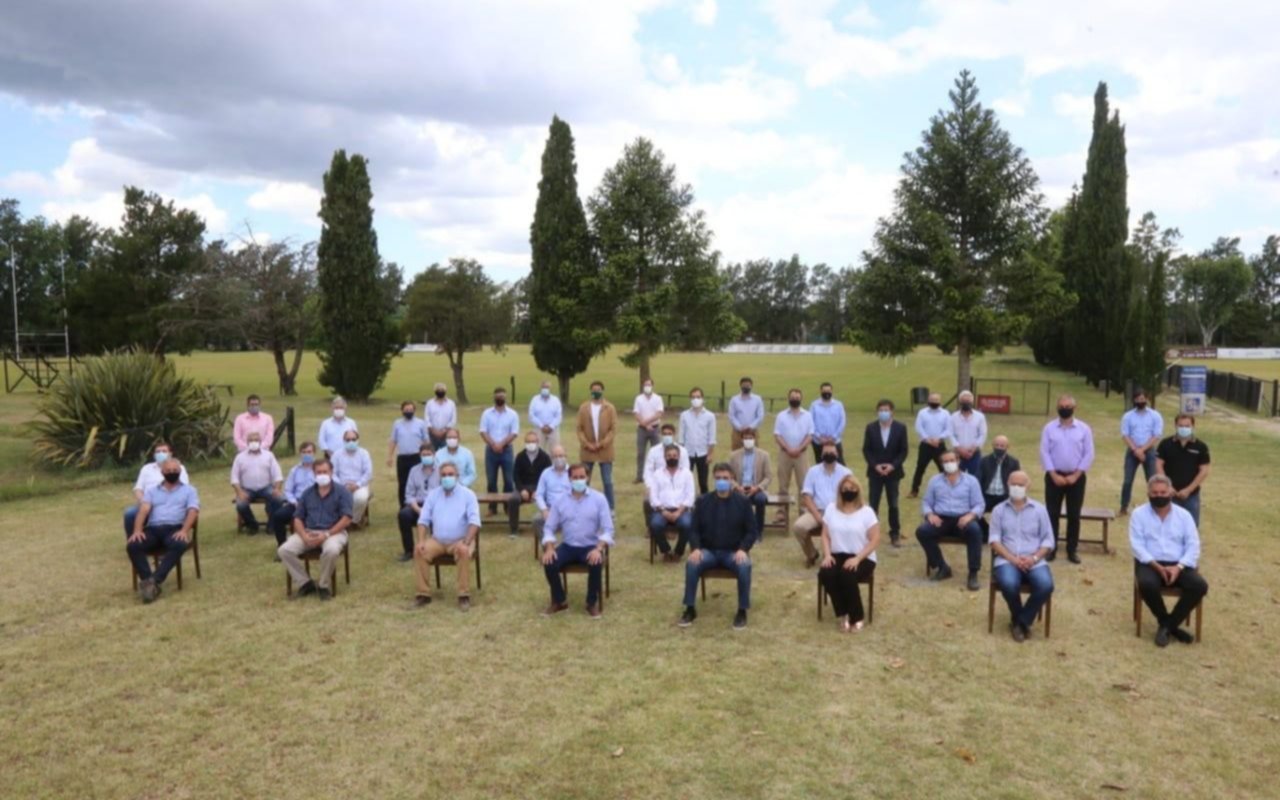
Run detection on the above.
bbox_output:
[977,394,1011,414]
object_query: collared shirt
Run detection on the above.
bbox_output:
[633,393,665,428]
[229,450,282,491]
[528,394,563,431]
[740,450,756,487]
[389,416,429,454]
[590,402,603,439]
[535,466,573,511]
[233,411,275,452]
[479,406,520,445]
[914,407,952,441]
[1040,418,1095,473]
[822,503,879,562]
[283,463,316,505]
[644,443,690,485]
[133,462,189,494]
[331,446,373,488]
[810,399,847,442]
[678,408,717,457]
[879,423,892,448]
[985,454,1009,496]
[143,482,200,526]
[1129,503,1200,568]
[729,392,765,432]
[436,445,478,487]
[294,484,353,531]
[317,416,358,454]
[989,498,1054,569]
[802,462,853,510]
[1155,436,1210,491]
[425,398,458,432]
[417,485,481,544]
[404,463,440,506]
[542,488,614,547]
[949,410,987,449]
[773,408,814,450]
[649,467,696,510]
[922,472,985,518]
[1120,407,1164,447]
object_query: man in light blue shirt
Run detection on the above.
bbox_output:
[386,400,429,507]
[270,441,318,546]
[413,463,482,611]
[332,429,373,525]
[728,376,764,450]
[792,442,853,566]
[127,458,200,603]
[989,471,1055,642]
[911,391,952,496]
[396,443,440,562]
[916,450,985,589]
[317,396,358,456]
[533,445,573,542]
[541,464,615,618]
[1119,388,1164,515]
[479,386,520,513]
[1131,474,1207,647]
[435,428,478,488]
[528,380,563,448]
[809,382,847,465]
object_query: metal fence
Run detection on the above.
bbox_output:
[970,377,1053,416]
[1164,364,1279,416]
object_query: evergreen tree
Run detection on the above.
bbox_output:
[314,150,402,401]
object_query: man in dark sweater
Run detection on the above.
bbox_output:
[508,430,552,535]
[679,462,758,630]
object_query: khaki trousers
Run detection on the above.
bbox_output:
[414,538,471,598]
[279,531,348,590]
[792,512,821,560]
[775,450,810,501]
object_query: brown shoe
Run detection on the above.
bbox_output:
[414,595,432,607]
[542,601,569,616]
[587,603,603,619]
[1010,623,1026,643]
[457,596,471,612]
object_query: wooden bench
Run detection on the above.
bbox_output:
[476,491,518,533]
[817,571,875,623]
[762,493,792,533]
[1056,506,1116,553]
[130,524,202,591]
[1133,580,1202,642]
[558,546,612,609]
[987,574,1051,637]
[285,541,351,597]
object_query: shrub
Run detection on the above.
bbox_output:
[32,352,229,468]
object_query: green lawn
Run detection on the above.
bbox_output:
[2,346,1278,799]
[1181,357,1280,383]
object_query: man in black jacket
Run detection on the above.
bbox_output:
[678,463,757,630]
[508,430,552,535]
[979,435,1021,513]
[862,399,909,547]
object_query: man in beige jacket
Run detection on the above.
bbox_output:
[576,379,617,510]
[728,427,773,533]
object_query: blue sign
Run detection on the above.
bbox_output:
[1180,366,1207,414]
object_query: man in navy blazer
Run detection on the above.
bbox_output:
[862,398,909,546]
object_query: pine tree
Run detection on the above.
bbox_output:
[1141,245,1169,390]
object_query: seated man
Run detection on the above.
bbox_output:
[123,441,189,535]
[916,449,986,590]
[396,443,440,562]
[509,430,551,536]
[1131,474,1208,648]
[541,464,615,618]
[979,435,1021,514]
[413,463,481,612]
[679,463,757,630]
[643,423,689,487]
[230,431,283,534]
[279,459,353,600]
[989,471,1055,642]
[435,428,478,487]
[647,445,696,563]
[127,457,200,604]
[271,442,318,547]
[332,429,373,525]
[728,427,772,532]
[792,442,853,567]
[533,445,573,541]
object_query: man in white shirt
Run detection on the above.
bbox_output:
[230,431,284,534]
[528,379,563,449]
[949,390,987,477]
[124,441,189,535]
[792,442,853,566]
[1130,474,1208,648]
[633,378,664,483]
[425,382,458,450]
[647,445,696,562]
[773,388,814,509]
[644,423,690,487]
[679,386,717,494]
[317,396,358,457]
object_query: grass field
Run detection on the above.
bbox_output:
[1181,357,1280,382]
[2,345,1279,799]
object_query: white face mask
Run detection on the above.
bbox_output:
[333,408,346,419]
[248,441,261,453]
[553,457,567,469]
[942,461,959,474]
[1008,485,1027,501]
[315,473,332,487]
[690,397,703,409]
[446,437,459,449]
[525,442,539,454]
[643,385,653,395]
[743,438,756,450]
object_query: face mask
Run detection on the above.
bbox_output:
[403,410,415,420]
[821,392,832,401]
[1149,495,1172,508]
[690,397,703,409]
[540,388,550,398]
[943,462,958,474]
[821,452,837,464]
[248,441,261,453]
[248,405,260,416]
[928,402,940,409]
[435,390,446,399]
[960,402,972,412]
[994,447,1007,456]
[643,385,653,395]
[1177,426,1193,439]
[1135,401,1147,409]
[743,438,756,450]
[441,476,457,490]
[571,478,588,493]
[878,410,891,422]
[333,408,346,419]
[741,386,751,395]
[163,471,181,484]
[788,398,801,409]
[315,473,332,487]
[301,453,315,464]
[344,441,358,452]
[494,397,506,407]
[666,458,679,468]
[1058,407,1073,419]
[715,478,732,493]
[525,442,539,454]
[421,455,434,466]
[154,451,170,464]
[662,435,674,447]
[1008,485,1027,501]
[591,390,603,400]
[553,457,567,469]
[840,489,858,502]
[446,438,459,449]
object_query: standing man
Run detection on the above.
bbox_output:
[233,394,275,452]
[510,430,551,536]
[533,445,573,543]
[792,442,853,567]
[396,443,440,562]
[435,428,478,488]
[317,396,358,458]
[861,399,908,547]
[272,442,318,547]
[915,450,986,590]
[127,457,200,604]
[412,463,481,612]
[1039,394,1094,564]
[576,380,617,511]
[387,400,428,507]
[332,430,373,526]
[425,382,458,452]
[632,378,664,484]
[1131,475,1208,647]
[911,392,952,498]
[1156,414,1211,527]
[978,435,1021,514]
[679,387,717,494]
[124,442,189,536]
[1119,388,1164,516]
[810,382,847,464]
[478,386,520,514]
[773,387,814,510]
[989,471,1055,643]
[648,445,696,563]
[949,390,987,477]
[230,431,283,534]
[728,376,765,451]
[728,428,772,533]
[279,459,352,601]
[528,379,563,449]
[540,464,615,619]
[678,463,758,631]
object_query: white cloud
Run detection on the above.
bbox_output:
[246,181,322,225]
[691,0,717,26]
[840,2,879,29]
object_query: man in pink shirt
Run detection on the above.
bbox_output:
[233,394,275,452]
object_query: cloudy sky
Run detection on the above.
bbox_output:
[1,0,1277,283]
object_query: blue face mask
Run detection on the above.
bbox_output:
[344,441,358,452]
[540,388,550,398]
[715,478,733,493]
[1177,426,1194,439]
[300,453,315,465]
[440,476,457,490]
[154,451,170,464]
[571,478,588,493]
[878,410,892,422]
[421,455,434,466]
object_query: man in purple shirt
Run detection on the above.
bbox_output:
[1039,394,1095,564]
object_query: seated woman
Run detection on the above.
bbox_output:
[818,474,880,633]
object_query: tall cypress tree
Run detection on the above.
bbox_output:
[528,116,609,400]
[315,150,402,401]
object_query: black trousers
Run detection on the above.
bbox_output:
[810,442,845,466]
[1135,560,1208,630]
[1044,472,1087,554]
[398,505,420,555]
[867,472,901,539]
[819,555,876,622]
[911,441,945,493]
[690,455,710,495]
[979,493,1006,537]
[395,453,418,507]
[269,502,297,545]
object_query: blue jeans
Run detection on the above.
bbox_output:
[959,449,982,478]
[126,524,188,585]
[269,502,297,545]
[584,461,614,510]
[236,486,281,531]
[485,445,515,499]
[993,562,1054,629]
[683,549,752,610]
[545,543,603,606]
[915,515,984,574]
[1120,448,1158,509]
[649,510,692,556]
[1174,491,1201,527]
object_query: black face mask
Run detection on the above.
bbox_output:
[163,472,181,484]
[494,397,505,407]
[435,390,446,398]
[840,490,858,502]
[1135,401,1147,409]
[741,386,751,395]
[821,452,837,464]
[1149,495,1172,508]
[1058,407,1074,419]
[821,392,832,401]
[960,402,972,412]
[666,458,679,468]
[994,448,1007,457]
[403,410,415,419]
[788,398,801,408]
[928,402,940,409]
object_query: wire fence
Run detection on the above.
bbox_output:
[1164,364,1280,416]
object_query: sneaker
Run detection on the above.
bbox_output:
[414,595,432,608]
[139,578,158,603]
[318,588,332,601]
[458,596,471,612]
[587,603,603,620]
[292,580,317,599]
[678,606,697,627]
[1010,623,1026,643]
[1154,626,1171,648]
[931,565,953,582]
[542,601,569,617]
[966,572,980,591]
[733,609,748,630]
[1170,627,1194,644]
[396,552,413,562]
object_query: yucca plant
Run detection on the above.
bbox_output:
[32,352,229,468]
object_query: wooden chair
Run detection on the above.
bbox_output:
[1056,505,1116,553]
[432,534,483,591]
[987,573,1051,637]
[644,501,683,564]
[816,570,875,623]
[285,539,351,597]
[763,493,792,533]
[131,524,201,591]
[234,495,269,534]
[476,491,518,532]
[923,534,971,577]
[697,555,756,601]
[1133,579,1202,642]
[558,546,611,609]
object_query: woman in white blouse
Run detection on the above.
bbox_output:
[818,474,880,632]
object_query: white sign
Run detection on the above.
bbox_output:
[1180,366,1207,415]
[403,344,440,353]
[1216,348,1280,360]
[717,344,834,355]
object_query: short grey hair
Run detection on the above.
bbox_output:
[1147,474,1174,491]
[331,396,346,407]
[958,390,974,401]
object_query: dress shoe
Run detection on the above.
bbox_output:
[139,578,158,604]
[414,595,432,607]
[1010,623,1026,643]
[932,565,953,582]
[966,572,980,591]
[457,596,471,612]
[587,603,603,620]
[292,580,317,599]
[1170,627,1194,644]
[678,606,697,627]
[1154,626,1171,648]
[542,601,569,616]
[318,588,332,601]
[1067,552,1081,564]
